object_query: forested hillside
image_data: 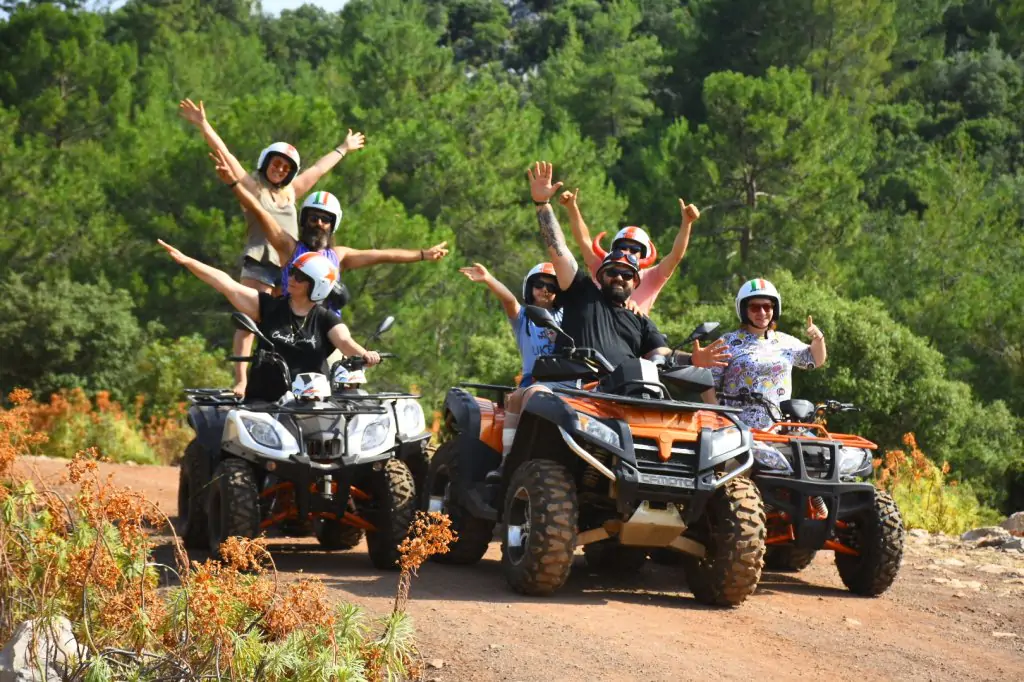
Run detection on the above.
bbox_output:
[1,0,1021,508]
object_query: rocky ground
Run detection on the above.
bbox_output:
[11,455,1024,681]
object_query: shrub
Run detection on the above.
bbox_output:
[876,433,1003,534]
[127,331,232,420]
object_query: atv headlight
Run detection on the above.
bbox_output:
[708,426,744,459]
[348,413,394,452]
[240,416,283,449]
[839,446,872,476]
[395,399,426,439]
[575,413,620,450]
[752,443,794,475]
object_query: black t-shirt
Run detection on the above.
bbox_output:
[245,293,343,402]
[556,269,668,369]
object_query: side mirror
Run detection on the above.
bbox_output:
[524,304,576,348]
[368,315,395,342]
[682,321,720,346]
[231,312,274,348]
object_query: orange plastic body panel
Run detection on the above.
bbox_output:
[753,422,877,449]
[475,396,506,452]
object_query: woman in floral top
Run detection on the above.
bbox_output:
[705,278,827,429]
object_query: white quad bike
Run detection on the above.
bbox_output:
[177,313,431,569]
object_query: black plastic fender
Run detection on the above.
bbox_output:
[187,405,228,466]
[442,388,500,490]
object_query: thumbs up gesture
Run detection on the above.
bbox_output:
[806,315,824,341]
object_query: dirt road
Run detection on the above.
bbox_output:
[14,456,1024,681]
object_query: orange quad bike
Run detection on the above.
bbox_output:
[720,389,905,596]
[423,308,768,607]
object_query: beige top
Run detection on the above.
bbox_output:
[241,172,299,266]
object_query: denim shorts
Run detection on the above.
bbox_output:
[240,256,281,288]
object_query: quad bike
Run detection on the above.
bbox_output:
[424,308,767,607]
[177,313,429,569]
[721,389,905,596]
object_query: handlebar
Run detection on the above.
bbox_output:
[339,352,395,371]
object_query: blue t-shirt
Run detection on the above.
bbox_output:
[511,307,563,385]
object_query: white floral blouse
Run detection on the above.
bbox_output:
[710,329,816,429]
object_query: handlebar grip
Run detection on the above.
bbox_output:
[227,355,255,362]
[379,352,396,359]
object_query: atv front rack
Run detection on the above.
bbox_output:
[552,386,743,416]
[754,423,877,449]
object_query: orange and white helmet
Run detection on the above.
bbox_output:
[522,262,558,304]
[290,251,339,302]
[299,191,343,234]
[257,142,301,186]
[592,226,657,269]
[735,278,781,323]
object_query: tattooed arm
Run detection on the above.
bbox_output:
[527,161,578,290]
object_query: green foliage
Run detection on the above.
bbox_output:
[128,329,233,418]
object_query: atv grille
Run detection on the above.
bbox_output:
[795,444,833,479]
[306,438,344,460]
[632,437,698,478]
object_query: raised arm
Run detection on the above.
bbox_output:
[210,149,296,263]
[291,129,366,197]
[460,263,520,319]
[336,241,449,270]
[558,188,602,274]
[650,198,699,280]
[179,99,256,193]
[528,161,577,290]
[158,240,259,319]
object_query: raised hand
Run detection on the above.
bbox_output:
[459,263,490,282]
[806,315,824,341]
[209,149,239,185]
[178,98,207,127]
[526,161,563,203]
[691,338,731,368]
[341,129,366,153]
[422,241,450,261]
[558,187,580,209]
[679,197,700,225]
[157,239,190,266]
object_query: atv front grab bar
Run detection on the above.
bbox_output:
[557,427,616,481]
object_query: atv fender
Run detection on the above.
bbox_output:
[187,405,228,467]
[442,388,501,490]
[503,392,585,486]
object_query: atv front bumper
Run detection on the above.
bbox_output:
[754,439,876,550]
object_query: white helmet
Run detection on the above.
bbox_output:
[299,190,343,234]
[291,372,331,401]
[735,278,782,324]
[290,251,339,302]
[522,262,558,304]
[257,142,301,186]
[592,226,658,269]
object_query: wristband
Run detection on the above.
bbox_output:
[334,147,346,156]
[228,179,240,188]
[533,200,550,206]
[420,249,425,261]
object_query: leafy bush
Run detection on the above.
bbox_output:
[127,330,232,419]
[0,274,142,402]
[876,433,1003,534]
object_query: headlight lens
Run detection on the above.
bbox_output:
[839,446,872,476]
[708,426,744,459]
[576,414,621,450]
[240,416,282,449]
[348,414,393,452]
[752,443,794,474]
[395,399,426,438]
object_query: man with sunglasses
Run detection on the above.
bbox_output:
[558,188,700,315]
[526,161,730,370]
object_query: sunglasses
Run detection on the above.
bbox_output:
[616,243,644,255]
[289,266,312,282]
[607,249,640,265]
[306,212,333,226]
[603,267,636,281]
[532,280,558,293]
[747,302,774,313]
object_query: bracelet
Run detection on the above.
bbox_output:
[334,147,346,156]
[420,249,425,261]
[533,200,550,206]
[228,179,240,188]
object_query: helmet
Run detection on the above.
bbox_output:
[299,191,343,234]
[257,142,301,186]
[291,372,331,401]
[596,249,641,284]
[290,251,339,302]
[522,262,558,304]
[735,278,781,324]
[592,226,657,269]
